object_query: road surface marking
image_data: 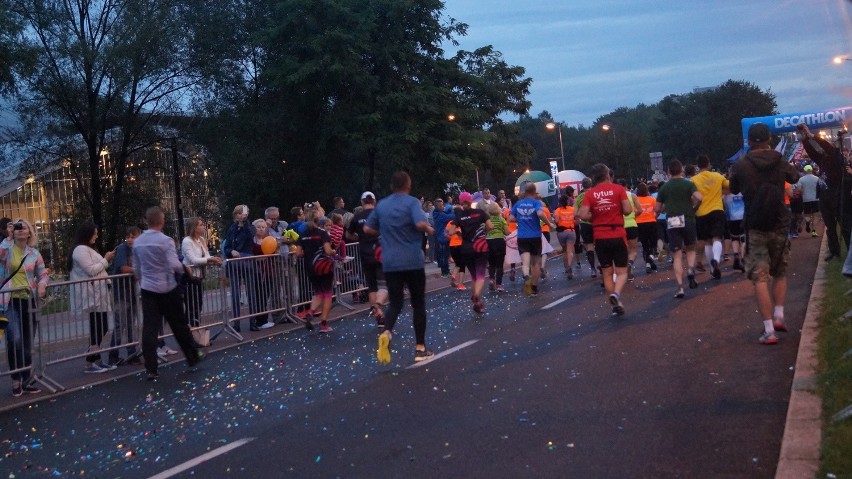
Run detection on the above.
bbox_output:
[148,437,256,479]
[406,339,479,369]
[541,293,578,310]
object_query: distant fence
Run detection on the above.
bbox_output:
[0,243,368,392]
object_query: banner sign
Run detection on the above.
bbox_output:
[741,106,851,145]
[649,152,663,172]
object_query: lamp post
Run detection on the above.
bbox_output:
[601,124,618,177]
[833,55,850,64]
[545,122,565,171]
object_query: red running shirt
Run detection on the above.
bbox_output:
[585,182,628,240]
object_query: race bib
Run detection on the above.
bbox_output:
[667,215,685,229]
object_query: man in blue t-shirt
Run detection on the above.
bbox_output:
[365,172,436,365]
[509,182,556,296]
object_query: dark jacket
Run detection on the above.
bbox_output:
[223,222,255,258]
[729,148,799,231]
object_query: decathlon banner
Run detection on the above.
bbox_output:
[741,106,852,145]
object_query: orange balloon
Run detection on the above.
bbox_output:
[260,235,278,255]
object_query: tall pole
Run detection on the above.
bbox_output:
[171,137,185,240]
[557,128,565,171]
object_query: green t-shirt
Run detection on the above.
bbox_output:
[575,191,591,224]
[657,178,697,218]
[487,215,507,239]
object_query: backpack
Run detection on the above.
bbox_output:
[745,157,787,232]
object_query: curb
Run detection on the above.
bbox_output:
[775,235,826,478]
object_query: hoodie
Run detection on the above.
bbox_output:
[729,148,799,230]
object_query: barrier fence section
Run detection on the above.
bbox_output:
[1,242,370,392]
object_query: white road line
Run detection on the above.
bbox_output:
[147,437,256,479]
[406,339,479,369]
[541,293,578,310]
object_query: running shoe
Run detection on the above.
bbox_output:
[530,285,538,296]
[711,260,721,280]
[509,270,516,281]
[590,268,598,279]
[456,283,467,291]
[523,278,533,296]
[674,287,685,299]
[414,349,434,362]
[773,319,788,332]
[627,264,634,281]
[496,285,505,292]
[377,332,392,364]
[650,261,658,271]
[609,292,625,316]
[758,331,778,345]
[472,296,484,314]
[319,321,333,333]
[645,262,652,274]
[811,231,818,237]
[489,279,496,292]
[688,274,698,289]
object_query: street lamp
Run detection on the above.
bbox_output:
[545,122,565,171]
[601,124,618,177]
[833,55,850,64]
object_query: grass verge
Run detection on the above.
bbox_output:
[817,253,852,477]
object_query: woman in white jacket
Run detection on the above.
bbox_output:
[68,221,116,374]
[181,218,221,327]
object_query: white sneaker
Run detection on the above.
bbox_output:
[342,256,355,263]
[259,321,274,329]
[157,347,179,356]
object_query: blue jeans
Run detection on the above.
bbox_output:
[4,297,34,382]
[434,240,450,275]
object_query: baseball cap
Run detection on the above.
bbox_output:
[804,164,813,172]
[459,192,473,203]
[747,123,771,143]
[360,191,375,201]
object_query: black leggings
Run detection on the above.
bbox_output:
[383,269,427,346]
[487,238,506,284]
[86,311,109,363]
[637,222,658,263]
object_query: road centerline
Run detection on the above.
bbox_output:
[541,293,578,310]
[147,437,256,479]
[406,339,479,369]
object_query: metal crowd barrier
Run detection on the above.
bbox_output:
[0,241,372,393]
[0,286,50,391]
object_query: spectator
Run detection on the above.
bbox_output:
[1,218,49,396]
[181,218,221,330]
[223,205,256,332]
[108,226,141,366]
[134,207,204,380]
[729,122,799,344]
[68,220,117,374]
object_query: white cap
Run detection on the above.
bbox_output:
[361,191,376,201]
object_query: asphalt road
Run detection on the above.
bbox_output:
[0,236,820,478]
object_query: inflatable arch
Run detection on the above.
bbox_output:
[741,106,851,146]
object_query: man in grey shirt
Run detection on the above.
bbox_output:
[795,164,821,237]
[133,206,204,379]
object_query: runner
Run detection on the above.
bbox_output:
[692,154,729,280]
[508,182,556,297]
[447,192,493,313]
[364,172,435,364]
[574,178,597,278]
[346,192,388,327]
[656,160,703,298]
[576,164,633,316]
[634,183,658,273]
[553,195,576,279]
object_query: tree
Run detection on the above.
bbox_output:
[203,0,531,218]
[0,0,21,95]
[7,0,218,249]
[653,80,776,169]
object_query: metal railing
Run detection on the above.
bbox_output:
[0,242,370,392]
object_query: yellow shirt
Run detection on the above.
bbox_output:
[692,170,728,217]
[11,245,29,298]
